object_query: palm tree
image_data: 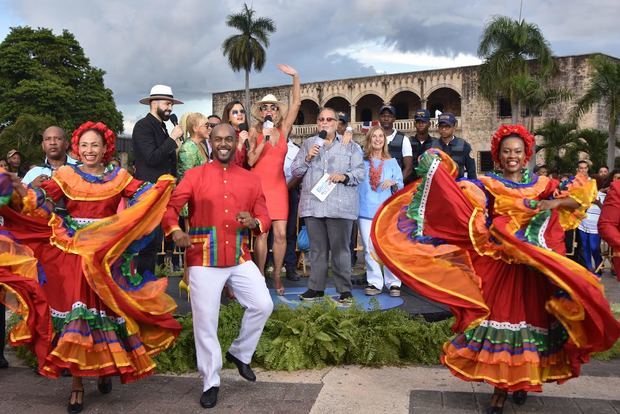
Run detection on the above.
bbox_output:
[572,55,620,169]
[535,119,579,174]
[574,128,608,170]
[513,74,572,131]
[478,16,554,124]
[221,3,276,112]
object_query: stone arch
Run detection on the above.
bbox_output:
[355,93,384,122]
[388,89,422,120]
[426,87,462,117]
[297,99,320,125]
[323,96,351,121]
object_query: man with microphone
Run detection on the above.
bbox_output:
[132,84,184,276]
[291,107,365,303]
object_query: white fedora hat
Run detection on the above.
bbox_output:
[139,84,184,105]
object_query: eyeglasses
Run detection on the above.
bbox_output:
[260,104,279,111]
[318,117,337,123]
[208,123,219,128]
[231,109,245,115]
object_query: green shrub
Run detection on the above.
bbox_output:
[155,301,454,373]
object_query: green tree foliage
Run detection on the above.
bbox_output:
[535,119,579,174]
[478,16,554,124]
[572,55,620,169]
[0,26,123,136]
[574,128,609,171]
[535,120,611,174]
[221,3,276,111]
[0,113,55,164]
[513,74,572,131]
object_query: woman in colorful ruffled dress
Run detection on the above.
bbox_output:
[371,125,620,413]
[2,122,181,413]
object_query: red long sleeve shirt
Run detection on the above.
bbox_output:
[599,180,620,252]
[162,160,271,267]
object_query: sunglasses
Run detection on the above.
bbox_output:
[231,109,245,115]
[207,123,219,128]
[260,104,279,111]
[318,117,337,122]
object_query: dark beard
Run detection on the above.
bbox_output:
[157,107,171,122]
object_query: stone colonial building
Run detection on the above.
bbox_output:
[212,53,618,173]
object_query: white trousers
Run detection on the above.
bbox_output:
[358,218,401,289]
[189,261,273,390]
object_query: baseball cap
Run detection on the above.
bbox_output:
[337,112,349,123]
[379,104,396,115]
[437,112,457,126]
[414,109,430,122]
[7,149,21,158]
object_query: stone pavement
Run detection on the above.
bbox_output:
[1,360,619,413]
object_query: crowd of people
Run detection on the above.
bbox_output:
[0,64,619,413]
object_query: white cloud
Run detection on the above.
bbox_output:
[330,41,482,73]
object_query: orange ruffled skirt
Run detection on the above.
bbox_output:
[1,176,181,383]
[371,150,620,392]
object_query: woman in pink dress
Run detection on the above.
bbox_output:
[247,64,300,294]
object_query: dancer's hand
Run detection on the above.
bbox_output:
[236,212,258,229]
[171,230,191,248]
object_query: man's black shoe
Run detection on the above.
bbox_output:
[299,289,324,301]
[200,387,219,408]
[225,351,256,382]
[285,266,300,281]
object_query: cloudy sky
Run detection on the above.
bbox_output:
[1,0,618,133]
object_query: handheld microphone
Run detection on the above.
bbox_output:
[169,114,178,125]
[263,115,274,141]
[316,130,327,147]
[239,122,249,151]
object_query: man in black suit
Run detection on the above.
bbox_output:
[132,84,184,275]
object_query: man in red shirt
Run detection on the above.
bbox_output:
[598,180,620,280]
[163,123,273,409]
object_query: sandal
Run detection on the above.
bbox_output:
[97,376,112,394]
[512,390,528,405]
[486,388,507,414]
[274,277,285,296]
[67,388,84,414]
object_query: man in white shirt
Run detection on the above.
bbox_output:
[22,126,77,187]
[379,105,413,182]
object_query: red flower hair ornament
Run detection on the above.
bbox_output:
[490,124,535,165]
[71,121,116,164]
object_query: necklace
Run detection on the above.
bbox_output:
[369,157,385,191]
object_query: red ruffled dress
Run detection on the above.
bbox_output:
[1,165,181,382]
[372,149,620,392]
[252,128,289,220]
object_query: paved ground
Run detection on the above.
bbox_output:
[2,361,619,413]
[1,270,617,413]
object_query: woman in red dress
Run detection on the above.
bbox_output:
[3,122,180,413]
[247,64,300,294]
[372,125,620,413]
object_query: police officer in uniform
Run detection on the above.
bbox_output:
[432,112,476,179]
[379,104,413,182]
[409,109,436,181]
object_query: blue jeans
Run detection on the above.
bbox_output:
[577,229,602,273]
